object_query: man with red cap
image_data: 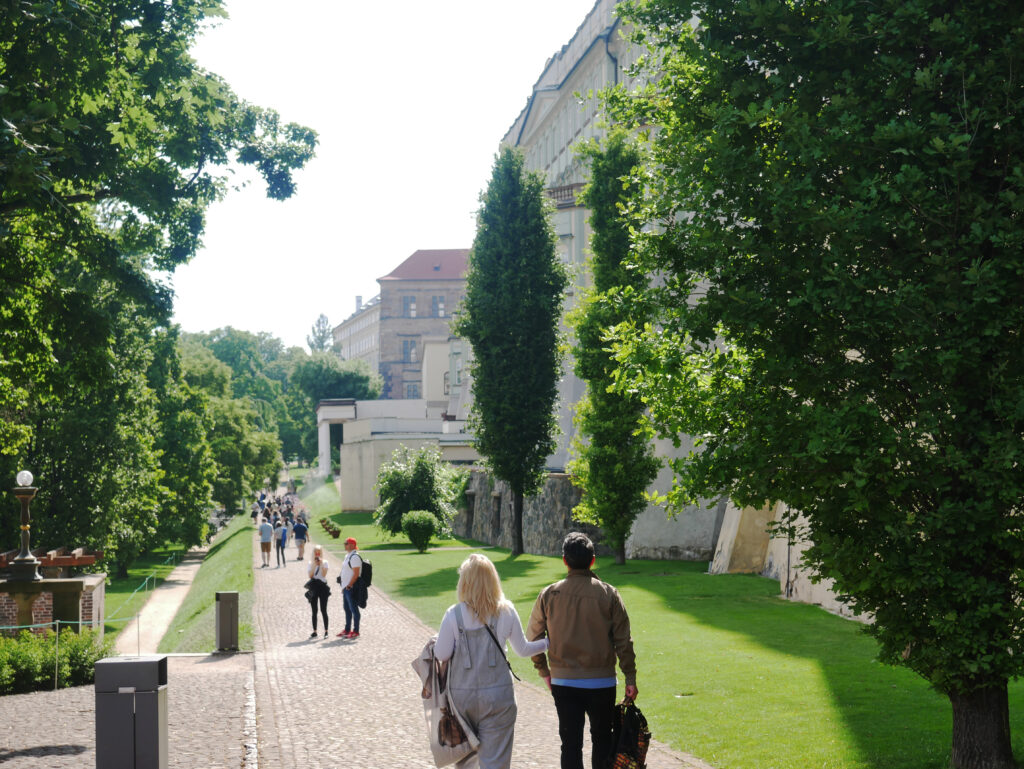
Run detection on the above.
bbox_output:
[337,537,363,639]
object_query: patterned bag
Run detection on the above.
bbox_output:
[609,700,651,769]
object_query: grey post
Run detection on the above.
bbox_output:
[215,591,239,651]
[95,656,168,769]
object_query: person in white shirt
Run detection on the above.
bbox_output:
[337,537,363,639]
[434,554,549,769]
[258,516,274,568]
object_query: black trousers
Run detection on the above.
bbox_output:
[551,684,616,769]
[309,590,328,633]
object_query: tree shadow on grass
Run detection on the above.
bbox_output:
[391,551,547,602]
[205,522,250,560]
[600,561,982,769]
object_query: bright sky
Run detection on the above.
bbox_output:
[170,0,600,350]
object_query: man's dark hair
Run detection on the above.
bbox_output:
[562,532,595,570]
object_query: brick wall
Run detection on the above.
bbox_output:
[0,593,16,632]
[31,592,52,629]
[0,591,53,636]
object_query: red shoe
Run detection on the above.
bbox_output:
[347,631,359,639]
[336,631,348,638]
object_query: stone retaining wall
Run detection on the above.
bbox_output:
[455,471,604,556]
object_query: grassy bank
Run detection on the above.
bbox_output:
[157,514,255,653]
[299,476,1024,769]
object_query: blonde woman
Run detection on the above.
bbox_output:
[306,545,330,638]
[434,554,548,769]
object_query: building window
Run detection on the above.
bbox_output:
[402,339,417,363]
[432,296,446,317]
[405,382,420,399]
[455,358,463,385]
[403,296,417,318]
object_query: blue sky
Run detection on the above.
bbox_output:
[171,0,601,350]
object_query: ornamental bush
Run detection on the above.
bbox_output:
[0,628,112,694]
[373,445,467,537]
[402,510,437,553]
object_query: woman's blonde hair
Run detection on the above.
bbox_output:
[457,554,505,623]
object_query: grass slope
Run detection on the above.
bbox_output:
[157,514,254,653]
[300,477,1024,769]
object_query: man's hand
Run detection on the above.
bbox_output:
[542,675,552,691]
[624,684,638,702]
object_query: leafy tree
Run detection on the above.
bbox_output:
[306,314,336,353]
[613,1,1024,766]
[373,445,465,538]
[0,1,313,562]
[206,396,279,514]
[180,340,281,512]
[454,147,568,555]
[22,307,165,576]
[292,353,382,405]
[148,329,216,548]
[568,132,661,565]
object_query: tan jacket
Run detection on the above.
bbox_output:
[526,569,636,686]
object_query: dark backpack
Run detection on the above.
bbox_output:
[359,557,372,587]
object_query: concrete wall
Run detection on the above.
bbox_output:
[340,435,441,511]
[763,506,863,620]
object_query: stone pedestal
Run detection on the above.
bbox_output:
[0,573,106,635]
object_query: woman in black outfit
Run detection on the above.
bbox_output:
[307,544,330,638]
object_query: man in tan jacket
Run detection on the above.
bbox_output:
[527,532,638,769]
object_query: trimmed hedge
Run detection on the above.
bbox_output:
[0,628,112,694]
[401,510,437,553]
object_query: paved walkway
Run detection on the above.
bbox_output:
[114,547,208,656]
[0,524,713,769]
[251,533,708,769]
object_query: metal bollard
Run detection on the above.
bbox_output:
[95,656,168,769]
[215,591,238,651]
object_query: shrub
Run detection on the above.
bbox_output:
[402,510,437,553]
[0,627,113,694]
[374,445,467,537]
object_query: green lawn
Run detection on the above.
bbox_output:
[300,477,1024,769]
[157,514,255,653]
[103,543,187,638]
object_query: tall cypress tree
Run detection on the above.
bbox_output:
[456,148,568,555]
[569,132,661,565]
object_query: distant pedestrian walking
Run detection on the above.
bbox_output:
[434,553,549,769]
[293,518,308,560]
[275,519,288,567]
[307,545,330,638]
[259,516,274,568]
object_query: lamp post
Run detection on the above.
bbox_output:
[11,470,40,581]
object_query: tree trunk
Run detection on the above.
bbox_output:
[511,490,524,556]
[949,681,1014,769]
[614,542,626,565]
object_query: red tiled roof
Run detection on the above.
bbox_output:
[378,249,470,281]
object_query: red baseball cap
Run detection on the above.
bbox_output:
[344,537,357,546]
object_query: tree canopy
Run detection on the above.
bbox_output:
[0,0,315,572]
[612,1,1024,765]
[306,313,335,353]
[455,147,567,555]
